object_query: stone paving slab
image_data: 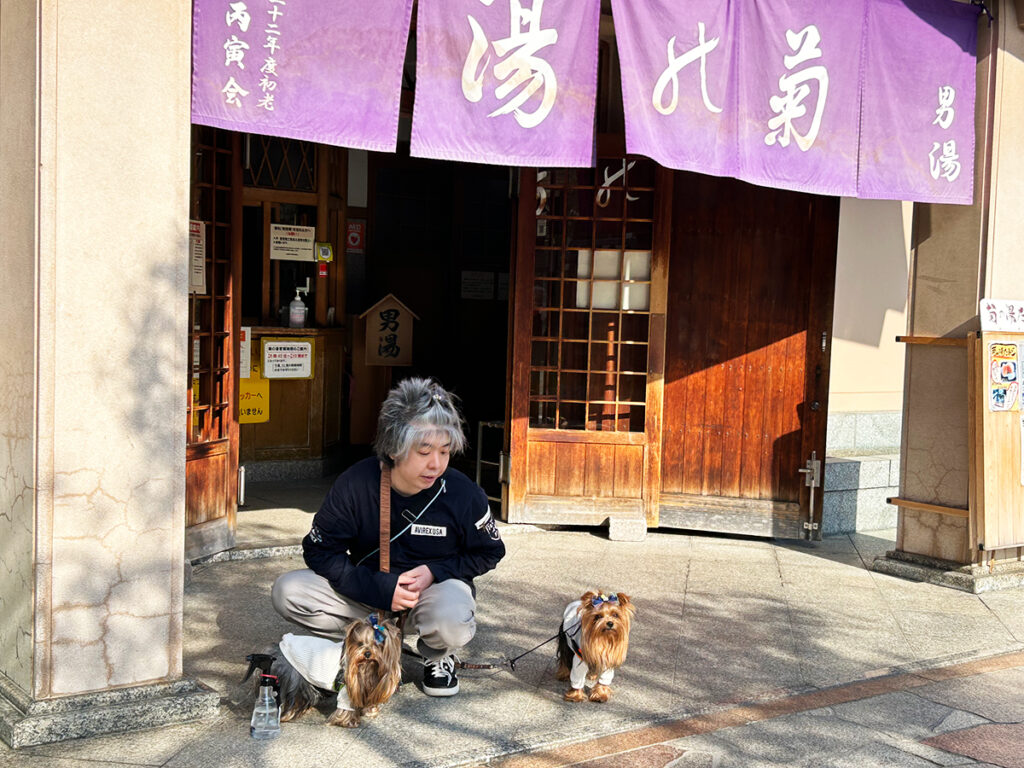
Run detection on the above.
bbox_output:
[3,519,1024,768]
[925,723,1024,768]
[471,650,1024,768]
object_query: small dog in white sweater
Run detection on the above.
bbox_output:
[259,615,402,727]
[556,591,635,703]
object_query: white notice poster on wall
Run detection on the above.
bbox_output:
[189,220,207,294]
[262,338,315,379]
[270,224,316,262]
[239,327,251,379]
[981,298,1024,332]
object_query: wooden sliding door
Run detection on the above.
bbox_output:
[659,173,839,539]
[508,146,670,525]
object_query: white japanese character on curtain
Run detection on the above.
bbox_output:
[223,35,250,69]
[652,23,722,116]
[462,0,559,129]
[765,25,828,152]
[933,86,955,129]
[929,140,961,182]
[221,77,249,107]
[225,2,251,32]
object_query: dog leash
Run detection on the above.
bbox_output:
[399,645,505,671]
[505,620,582,671]
[504,631,559,671]
[398,622,580,672]
[377,463,565,672]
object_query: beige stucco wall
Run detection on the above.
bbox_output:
[829,199,912,414]
[0,1,192,699]
[985,2,1024,290]
[898,1,1024,564]
[0,0,41,695]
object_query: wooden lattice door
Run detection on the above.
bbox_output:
[508,143,670,526]
[186,127,241,559]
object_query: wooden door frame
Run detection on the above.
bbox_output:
[508,168,534,522]
[184,131,243,560]
[643,165,672,525]
[801,196,840,538]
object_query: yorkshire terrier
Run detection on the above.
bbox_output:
[256,614,402,727]
[556,591,635,703]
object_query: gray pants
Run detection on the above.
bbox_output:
[271,569,476,661]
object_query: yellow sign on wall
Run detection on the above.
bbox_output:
[239,362,270,423]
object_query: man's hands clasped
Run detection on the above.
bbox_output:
[390,564,436,611]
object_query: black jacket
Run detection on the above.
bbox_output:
[302,457,506,610]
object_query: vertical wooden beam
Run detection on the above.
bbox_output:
[501,167,519,520]
[315,145,329,326]
[261,200,272,324]
[967,332,981,557]
[643,166,672,525]
[508,168,537,522]
[226,131,243,534]
[333,147,349,321]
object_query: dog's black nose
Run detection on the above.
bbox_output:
[605,621,615,629]
[363,650,372,659]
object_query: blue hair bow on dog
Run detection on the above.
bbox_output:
[591,593,619,606]
[367,614,386,644]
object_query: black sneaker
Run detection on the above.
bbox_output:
[422,655,459,697]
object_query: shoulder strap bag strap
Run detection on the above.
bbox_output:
[379,464,392,573]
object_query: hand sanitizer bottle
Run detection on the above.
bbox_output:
[288,288,306,328]
[250,682,281,739]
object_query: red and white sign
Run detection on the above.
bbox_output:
[346,220,366,254]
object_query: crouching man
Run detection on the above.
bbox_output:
[272,377,506,696]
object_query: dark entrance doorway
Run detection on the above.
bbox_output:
[363,153,514,483]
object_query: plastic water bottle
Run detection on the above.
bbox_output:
[250,684,281,739]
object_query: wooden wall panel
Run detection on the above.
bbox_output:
[780,331,807,501]
[185,449,228,527]
[554,442,587,496]
[739,338,768,499]
[976,332,1024,553]
[584,443,617,497]
[323,334,344,448]
[614,444,644,498]
[721,228,751,499]
[528,441,557,496]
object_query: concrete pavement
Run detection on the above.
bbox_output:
[2,479,1024,768]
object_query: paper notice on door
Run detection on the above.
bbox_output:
[189,220,207,294]
[239,327,251,378]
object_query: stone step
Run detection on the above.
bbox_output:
[822,454,900,535]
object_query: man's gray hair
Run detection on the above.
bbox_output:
[374,378,467,466]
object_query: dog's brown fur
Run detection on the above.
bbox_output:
[266,617,402,728]
[326,619,402,727]
[556,591,635,703]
